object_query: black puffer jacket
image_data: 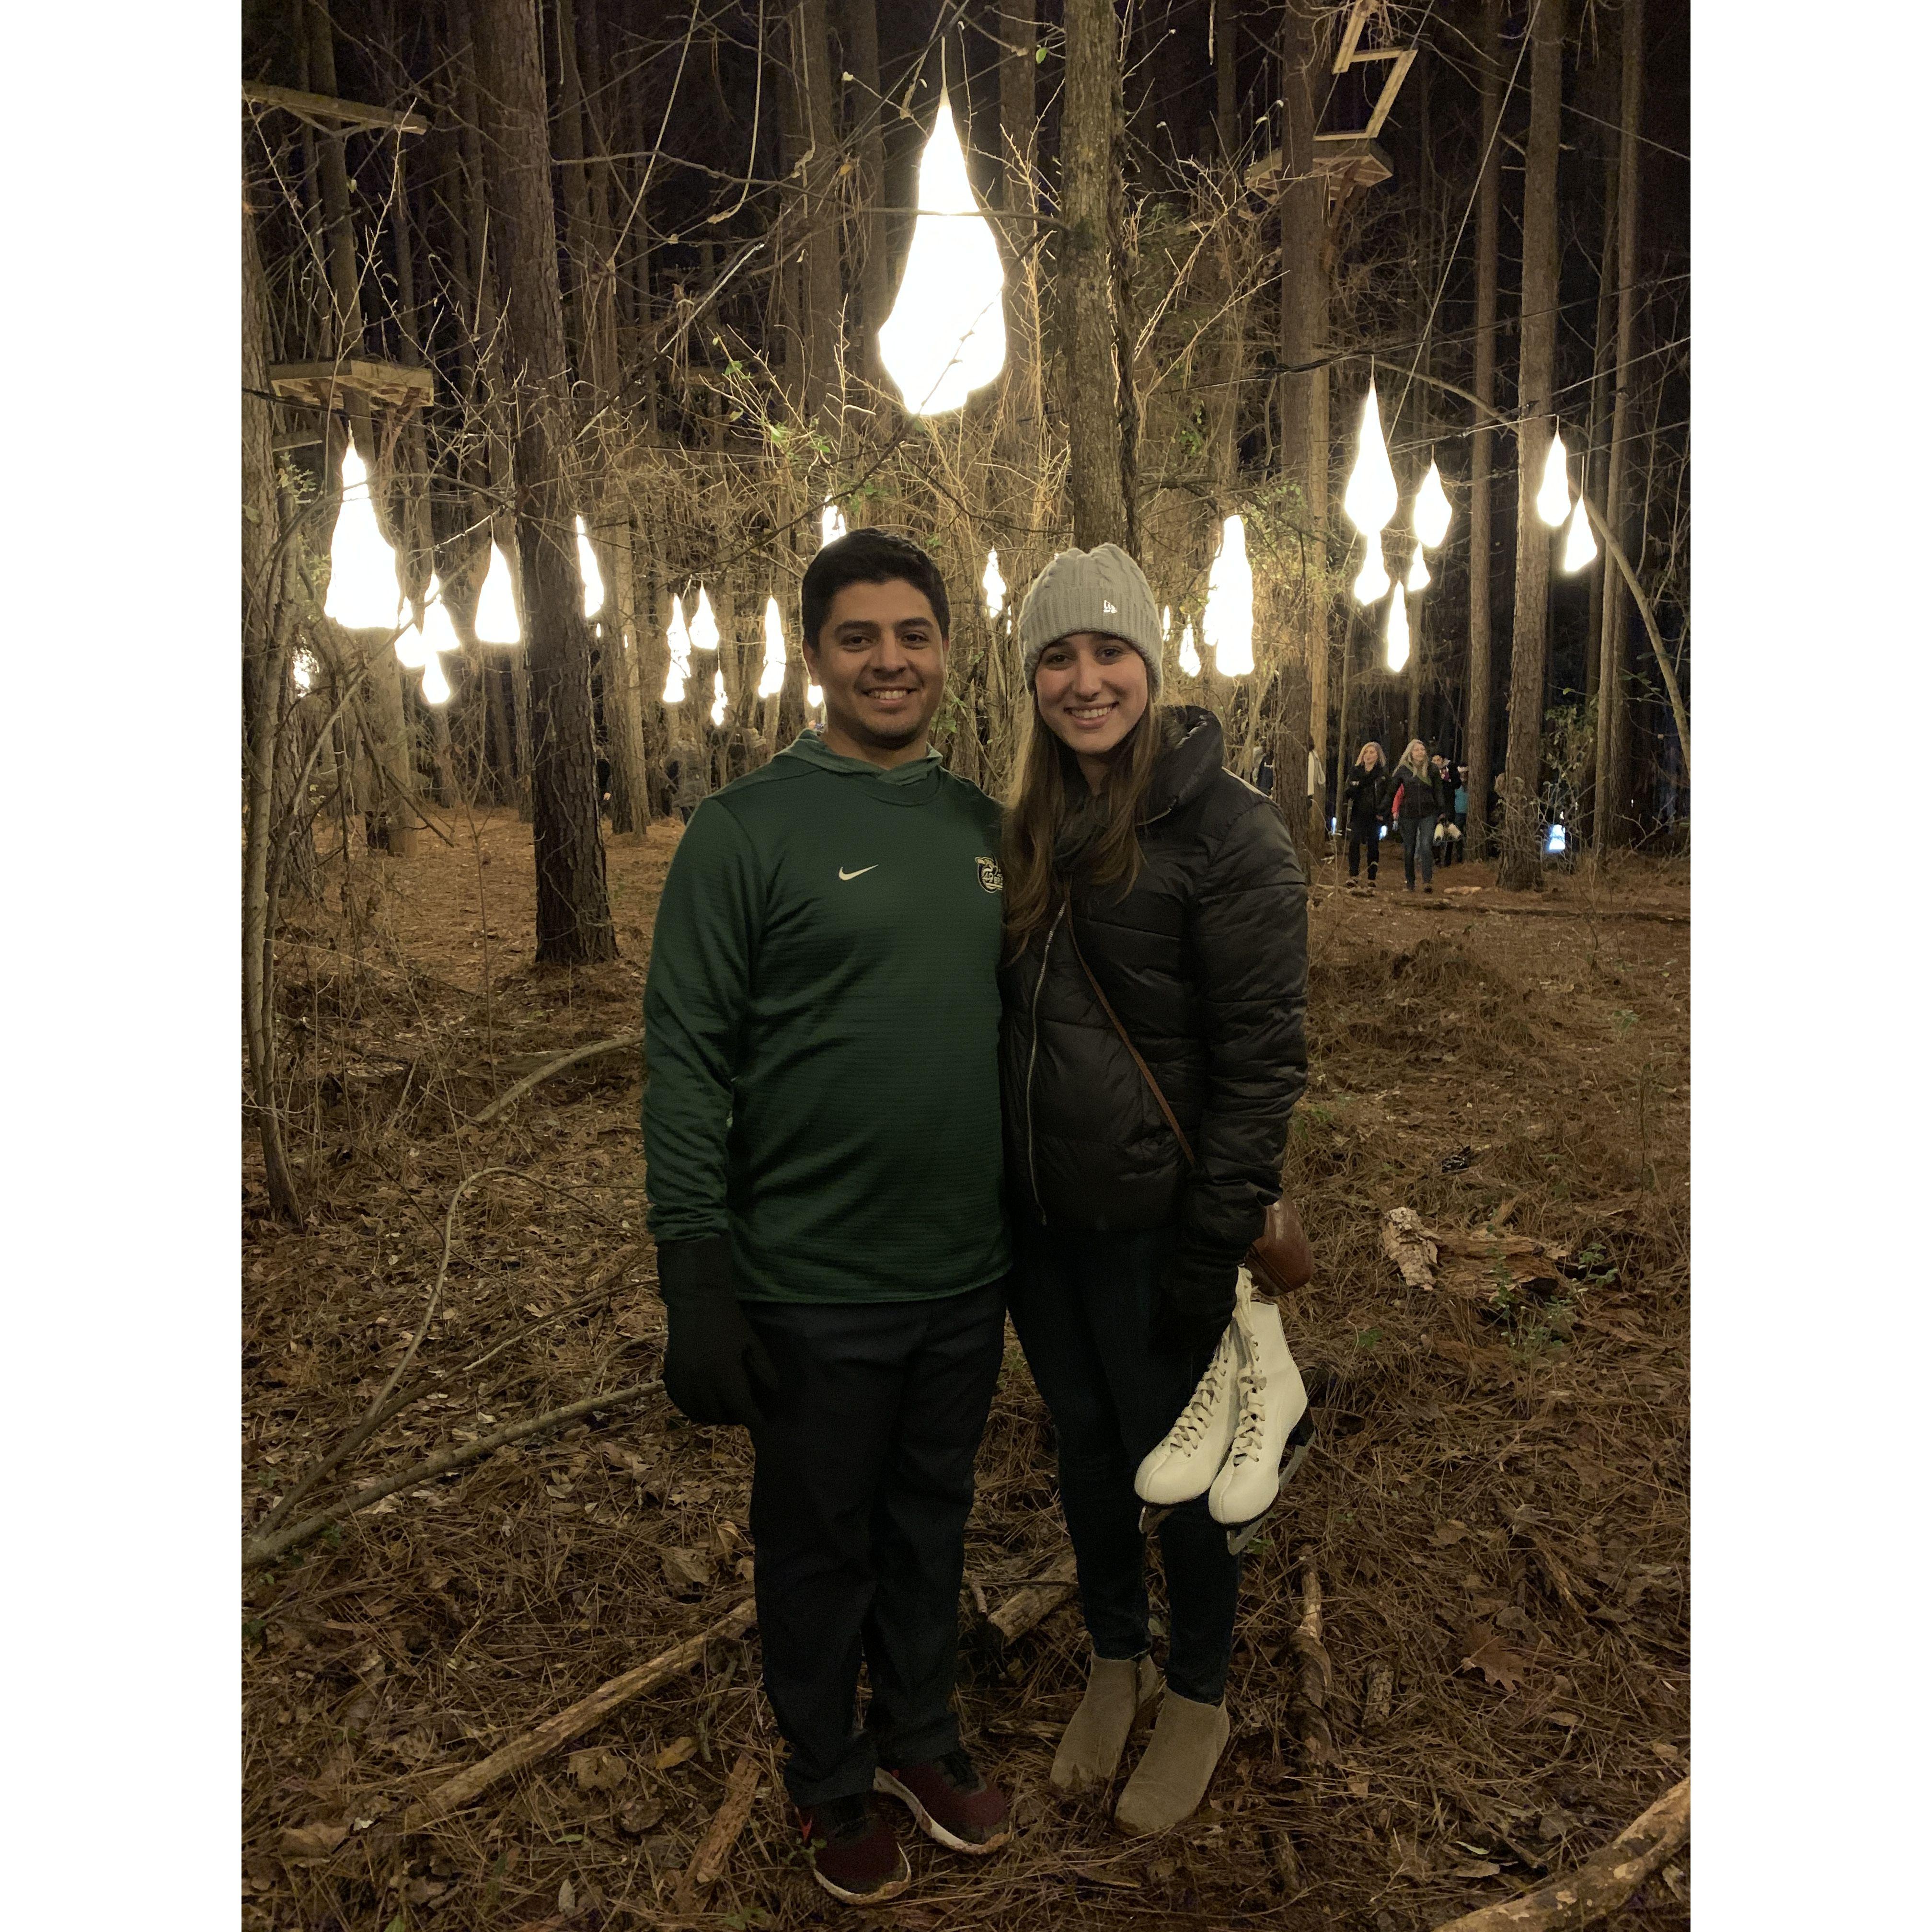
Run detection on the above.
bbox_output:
[1392,762,1447,821]
[998,708,1308,1331]
[1343,763,1389,829]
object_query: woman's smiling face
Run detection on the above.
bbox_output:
[1032,632,1150,762]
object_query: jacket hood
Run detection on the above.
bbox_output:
[1142,705,1229,822]
[778,728,943,789]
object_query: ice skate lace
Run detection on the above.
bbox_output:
[1165,1332,1236,1451]
[1227,1361,1268,1466]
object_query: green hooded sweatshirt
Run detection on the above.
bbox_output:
[642,729,1009,1303]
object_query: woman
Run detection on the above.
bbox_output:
[1391,737,1447,893]
[1342,741,1390,888]
[997,545,1308,1837]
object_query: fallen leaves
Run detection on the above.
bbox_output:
[654,1735,697,1771]
[277,1820,348,1860]
[567,1746,626,1793]
[1460,1623,1531,1693]
[660,1546,713,1594]
[1380,1207,1438,1289]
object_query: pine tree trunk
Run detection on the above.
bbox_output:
[1464,0,1503,859]
[998,3,1041,434]
[1062,0,1131,549]
[792,1,842,437]
[1594,0,1644,855]
[472,0,616,964]
[1496,0,1566,891]
[1280,0,1328,845]
[839,0,891,401]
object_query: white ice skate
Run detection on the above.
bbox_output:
[1208,1289,1310,1526]
[1134,1322,1241,1506]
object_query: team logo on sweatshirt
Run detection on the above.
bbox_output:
[976,856,1003,894]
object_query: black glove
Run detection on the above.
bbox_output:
[1151,1246,1240,1362]
[655,1236,781,1429]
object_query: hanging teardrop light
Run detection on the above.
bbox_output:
[324,443,403,630]
[662,596,690,704]
[1352,534,1391,605]
[292,649,317,694]
[806,681,824,712]
[709,666,728,728]
[1413,460,1453,549]
[1385,582,1411,673]
[820,502,848,548]
[1204,514,1255,676]
[1178,619,1202,678]
[1161,606,1172,642]
[758,596,787,698]
[395,615,430,670]
[575,516,605,618]
[474,540,520,646]
[1342,383,1399,537]
[1560,498,1598,573]
[876,92,1007,416]
[1536,429,1572,527]
[420,574,462,659]
[421,651,452,706]
[690,586,721,652]
[1405,543,1431,594]
[982,548,1007,621]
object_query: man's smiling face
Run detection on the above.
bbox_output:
[803,578,950,766]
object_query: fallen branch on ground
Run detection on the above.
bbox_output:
[676,1751,763,1907]
[1289,1545,1335,1765]
[1430,1775,1689,1931]
[472,1034,643,1124]
[401,1597,759,1829]
[242,1378,661,1569]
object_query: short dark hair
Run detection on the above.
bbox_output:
[800,528,950,652]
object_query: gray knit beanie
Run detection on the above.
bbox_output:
[1016,544,1163,697]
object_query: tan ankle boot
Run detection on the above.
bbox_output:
[1050,1653,1163,1793]
[1113,1690,1230,1836]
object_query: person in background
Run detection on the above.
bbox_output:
[998,543,1307,1839]
[1252,749,1275,797]
[665,735,709,825]
[1391,738,1447,893]
[1430,754,1463,867]
[1342,742,1390,889]
[1305,747,1325,837]
[1450,764,1469,864]
[643,529,1013,1906]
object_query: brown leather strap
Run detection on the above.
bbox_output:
[1063,909,1198,1168]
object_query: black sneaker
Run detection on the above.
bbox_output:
[797,1793,910,1904]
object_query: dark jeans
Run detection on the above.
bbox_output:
[743,1282,1006,1807]
[1346,818,1381,879]
[1006,1223,1241,1705]
[1400,813,1438,887]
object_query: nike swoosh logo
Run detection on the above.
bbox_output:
[838,865,878,882]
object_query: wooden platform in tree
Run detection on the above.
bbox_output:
[269,360,435,415]
[1245,137,1393,203]
[242,82,426,136]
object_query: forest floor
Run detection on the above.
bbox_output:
[242,805,1690,1932]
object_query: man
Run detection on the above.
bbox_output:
[642,530,1012,1906]
[665,733,709,823]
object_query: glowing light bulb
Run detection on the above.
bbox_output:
[806,682,824,712]
[474,540,520,646]
[324,443,403,630]
[1342,384,1398,537]
[982,548,1007,621]
[1536,429,1572,527]
[395,616,430,670]
[876,92,1007,415]
[1178,620,1201,678]
[575,516,605,618]
[709,667,727,728]
[1352,535,1391,605]
[1413,460,1452,549]
[1405,543,1431,594]
[1384,583,1410,673]
[420,574,462,659]
[820,502,847,548]
[662,596,690,704]
[1204,514,1254,676]
[421,651,452,706]
[1161,606,1172,641]
[1560,499,1598,573]
[292,650,316,694]
[758,596,787,698]
[690,586,720,653]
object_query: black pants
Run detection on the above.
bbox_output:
[742,1281,1005,1807]
[1346,817,1381,879]
[1006,1223,1241,1705]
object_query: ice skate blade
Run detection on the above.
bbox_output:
[1138,1502,1174,1535]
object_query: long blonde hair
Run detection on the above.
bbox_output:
[1398,736,1427,775]
[1356,740,1385,770]
[1001,699,1166,961]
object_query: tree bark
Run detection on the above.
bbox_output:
[1594,0,1644,855]
[1280,1,1329,845]
[792,0,843,438]
[1061,0,1132,550]
[472,0,616,963]
[1464,0,1504,860]
[1496,0,1566,891]
[997,2,1041,434]
[839,0,891,399]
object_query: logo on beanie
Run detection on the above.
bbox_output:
[975,856,1003,894]
[1103,600,1117,613]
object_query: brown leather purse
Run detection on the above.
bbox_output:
[1064,917,1314,1298]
